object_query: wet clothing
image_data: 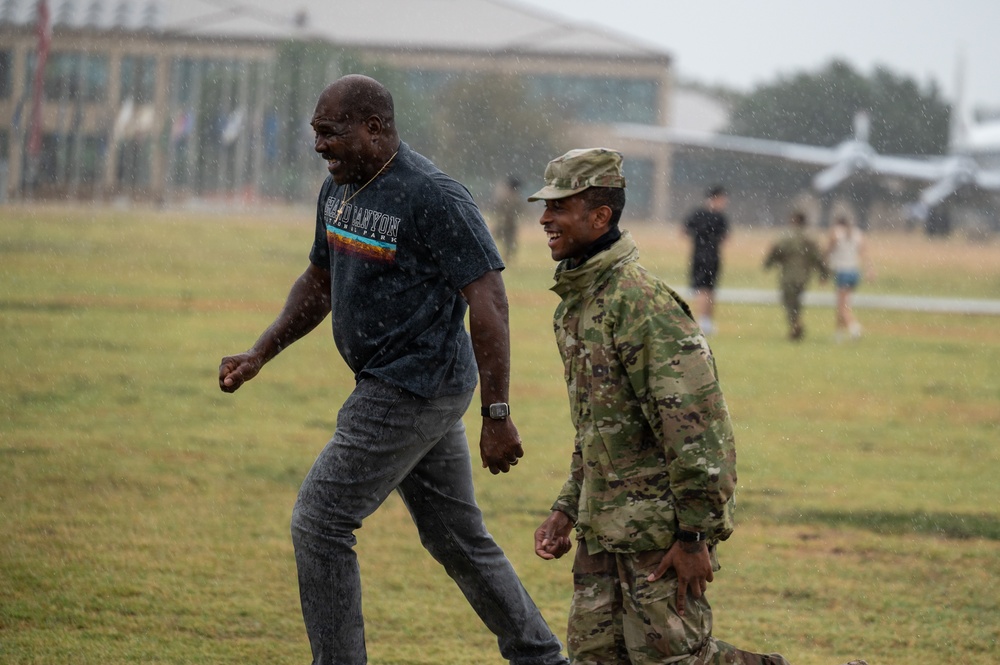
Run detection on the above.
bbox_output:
[310,142,503,400]
[828,226,863,291]
[684,209,728,289]
[549,231,791,665]
[296,142,568,665]
[568,540,791,665]
[763,227,829,336]
[827,226,862,273]
[550,231,736,555]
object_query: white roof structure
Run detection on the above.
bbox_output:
[2,0,671,61]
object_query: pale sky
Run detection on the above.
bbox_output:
[519,0,1000,113]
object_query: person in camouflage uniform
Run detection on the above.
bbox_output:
[529,148,866,665]
[763,211,829,341]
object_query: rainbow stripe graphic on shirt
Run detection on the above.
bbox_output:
[327,226,396,263]
[324,198,401,265]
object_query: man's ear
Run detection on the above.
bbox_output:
[590,205,612,231]
[365,115,384,137]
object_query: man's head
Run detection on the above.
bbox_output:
[311,75,400,185]
[705,184,727,212]
[528,148,627,262]
[790,211,807,227]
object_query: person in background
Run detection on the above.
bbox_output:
[683,185,729,335]
[763,211,829,341]
[219,74,568,665]
[826,216,870,341]
[529,147,866,665]
[493,175,523,262]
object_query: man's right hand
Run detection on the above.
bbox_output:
[534,510,573,560]
[219,352,264,393]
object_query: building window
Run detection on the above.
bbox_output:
[623,157,654,218]
[526,74,659,124]
[120,55,157,103]
[0,50,11,100]
[36,51,109,102]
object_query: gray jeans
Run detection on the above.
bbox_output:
[290,377,567,665]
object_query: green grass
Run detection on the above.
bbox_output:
[1,204,999,664]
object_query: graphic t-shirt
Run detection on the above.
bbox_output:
[309,142,504,399]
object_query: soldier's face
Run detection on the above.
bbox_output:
[539,193,606,262]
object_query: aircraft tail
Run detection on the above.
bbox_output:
[949,51,972,153]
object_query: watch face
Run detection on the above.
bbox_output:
[489,403,510,419]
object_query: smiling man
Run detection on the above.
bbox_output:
[219,74,569,665]
[529,148,865,665]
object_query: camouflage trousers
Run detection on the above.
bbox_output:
[568,539,791,665]
[779,281,806,329]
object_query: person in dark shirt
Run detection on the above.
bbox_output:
[683,185,729,335]
[218,74,568,665]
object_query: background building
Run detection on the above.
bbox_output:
[0,0,675,219]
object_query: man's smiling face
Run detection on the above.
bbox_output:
[311,90,375,186]
[539,192,606,262]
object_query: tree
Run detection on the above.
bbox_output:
[727,59,950,155]
[426,72,568,201]
[705,60,952,228]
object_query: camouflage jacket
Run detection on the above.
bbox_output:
[763,227,829,288]
[550,232,736,554]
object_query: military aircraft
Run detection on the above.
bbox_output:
[615,107,1000,231]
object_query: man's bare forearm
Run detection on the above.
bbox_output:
[253,263,331,363]
[462,270,511,406]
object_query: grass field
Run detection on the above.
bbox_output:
[1,203,998,665]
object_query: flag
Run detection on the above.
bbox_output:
[27,0,52,158]
[112,99,135,142]
[220,108,246,146]
[170,110,193,142]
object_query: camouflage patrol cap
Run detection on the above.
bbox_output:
[527,147,626,201]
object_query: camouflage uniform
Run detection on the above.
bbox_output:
[550,231,790,665]
[763,226,829,339]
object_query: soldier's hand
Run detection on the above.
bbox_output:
[479,417,524,474]
[648,541,713,617]
[534,511,573,560]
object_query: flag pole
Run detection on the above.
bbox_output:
[25,0,52,197]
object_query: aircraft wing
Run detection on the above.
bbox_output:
[975,169,1000,191]
[867,155,949,182]
[614,124,837,166]
[617,122,999,212]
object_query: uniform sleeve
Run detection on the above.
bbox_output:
[614,290,736,541]
[551,436,583,523]
[763,241,781,269]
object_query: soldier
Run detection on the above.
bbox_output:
[763,211,829,340]
[492,175,523,262]
[529,148,866,665]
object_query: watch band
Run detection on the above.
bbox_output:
[481,403,510,419]
[674,530,706,543]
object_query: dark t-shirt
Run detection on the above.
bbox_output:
[685,208,728,268]
[309,142,504,399]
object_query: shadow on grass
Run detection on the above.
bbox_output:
[743,500,1000,541]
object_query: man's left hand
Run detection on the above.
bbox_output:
[479,417,524,474]
[647,541,714,617]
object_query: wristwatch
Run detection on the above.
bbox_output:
[481,403,510,420]
[674,530,706,543]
